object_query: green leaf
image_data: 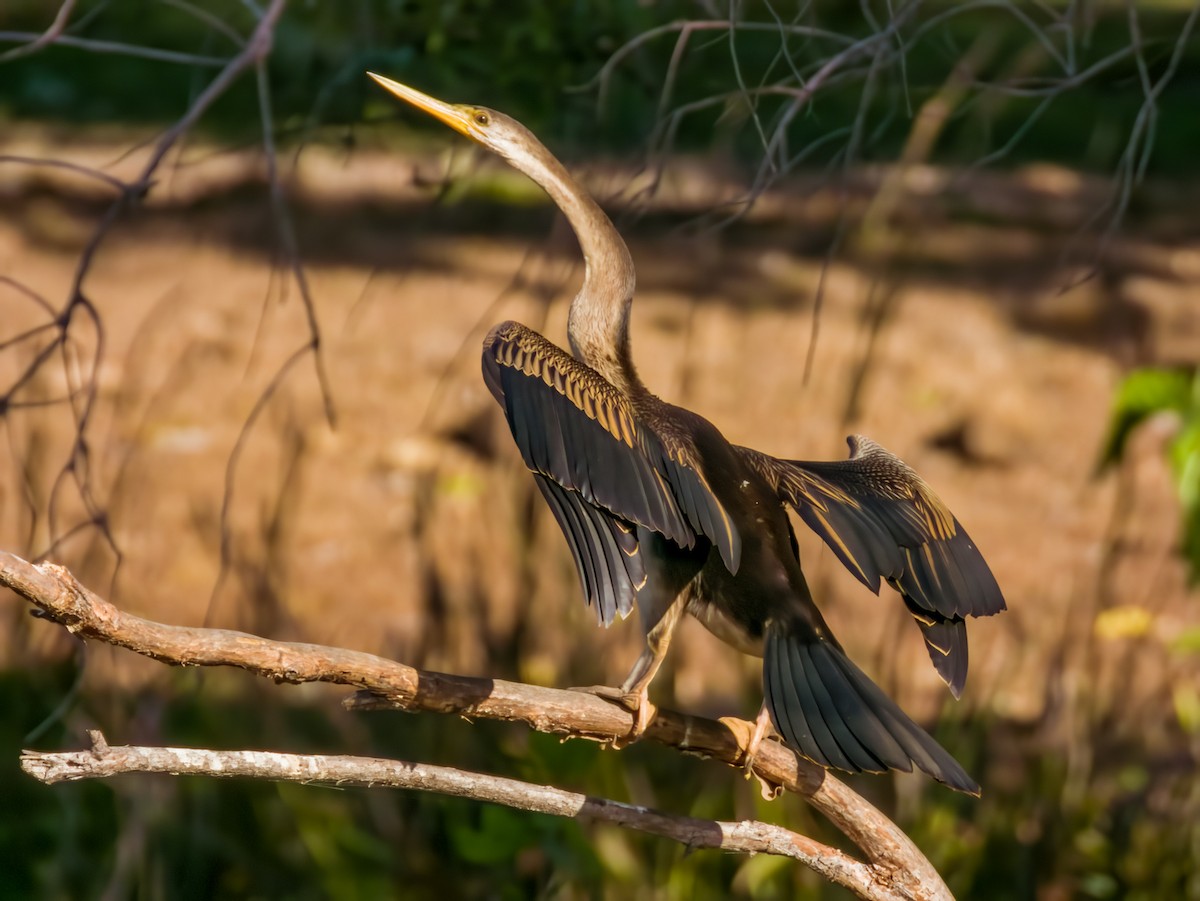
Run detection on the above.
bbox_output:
[1100,367,1200,582]
[1097,368,1191,469]
[1170,418,1200,582]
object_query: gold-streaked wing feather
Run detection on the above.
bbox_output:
[483,320,740,580]
[739,436,1004,697]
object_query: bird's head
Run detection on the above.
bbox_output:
[367,72,543,168]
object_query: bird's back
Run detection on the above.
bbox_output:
[631,394,836,648]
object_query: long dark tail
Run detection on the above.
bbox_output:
[763,622,979,795]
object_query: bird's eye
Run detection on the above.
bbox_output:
[474,112,489,126]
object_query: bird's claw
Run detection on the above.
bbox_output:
[570,684,657,746]
[721,708,783,799]
[718,716,760,775]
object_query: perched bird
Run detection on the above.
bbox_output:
[369,73,1005,794]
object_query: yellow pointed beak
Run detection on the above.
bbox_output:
[367,72,474,137]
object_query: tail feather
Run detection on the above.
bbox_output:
[773,640,860,773]
[803,640,910,772]
[765,643,828,767]
[764,625,979,794]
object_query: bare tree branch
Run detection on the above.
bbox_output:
[1,550,954,901]
[0,31,230,67]
[582,19,855,106]
[22,730,894,900]
[0,0,77,62]
[0,0,228,67]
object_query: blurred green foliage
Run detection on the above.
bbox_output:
[1100,367,1200,582]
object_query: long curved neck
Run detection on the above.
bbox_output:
[504,142,642,395]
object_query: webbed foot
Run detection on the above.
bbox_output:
[720,706,784,799]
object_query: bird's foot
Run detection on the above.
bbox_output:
[570,684,657,746]
[719,713,766,774]
[741,705,773,774]
[720,707,783,800]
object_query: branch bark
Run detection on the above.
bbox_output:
[23,731,881,895]
[2,550,953,901]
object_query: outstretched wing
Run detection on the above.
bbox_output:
[740,436,1004,697]
[531,474,645,625]
[483,320,739,622]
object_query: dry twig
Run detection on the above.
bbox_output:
[2,550,954,901]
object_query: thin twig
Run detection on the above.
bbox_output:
[0,0,77,62]
[159,0,248,48]
[0,155,131,195]
[253,58,337,426]
[583,19,854,106]
[19,0,288,570]
[753,1,921,198]
[0,31,229,67]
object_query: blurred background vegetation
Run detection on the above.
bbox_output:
[1,1,1199,898]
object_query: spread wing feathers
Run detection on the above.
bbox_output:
[533,474,645,626]
[482,320,740,572]
[763,623,979,795]
[740,436,1004,618]
[779,435,1004,617]
[739,436,1002,697]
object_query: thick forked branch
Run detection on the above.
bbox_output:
[2,551,952,901]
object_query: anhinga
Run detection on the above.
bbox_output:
[369,73,1006,794]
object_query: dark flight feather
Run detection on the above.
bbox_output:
[483,320,740,572]
[532,474,645,625]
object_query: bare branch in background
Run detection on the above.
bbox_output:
[0,0,231,66]
[584,19,856,107]
[600,0,1184,251]
[0,0,342,610]
[1,550,954,901]
[0,0,77,62]
[0,32,229,67]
